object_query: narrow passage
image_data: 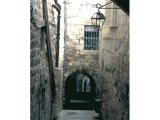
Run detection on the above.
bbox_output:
[58,100,100,120]
[58,110,99,120]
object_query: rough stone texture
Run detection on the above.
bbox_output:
[64,0,105,88]
[58,110,99,120]
[54,68,63,118]
[31,0,129,120]
[30,10,42,120]
[31,0,63,120]
[99,1,129,120]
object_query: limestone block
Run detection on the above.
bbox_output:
[55,68,62,82]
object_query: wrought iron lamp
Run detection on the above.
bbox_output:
[91,10,106,29]
[91,2,119,29]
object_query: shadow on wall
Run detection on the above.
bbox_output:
[64,68,96,109]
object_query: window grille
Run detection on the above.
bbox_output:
[84,25,99,50]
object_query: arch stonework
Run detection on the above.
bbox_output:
[64,69,96,107]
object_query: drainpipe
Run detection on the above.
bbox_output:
[43,0,56,96]
[43,0,56,119]
[52,0,61,68]
[54,0,61,9]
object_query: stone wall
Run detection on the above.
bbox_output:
[31,20,42,120]
[99,0,129,120]
[31,0,63,120]
[54,68,63,118]
[64,0,105,86]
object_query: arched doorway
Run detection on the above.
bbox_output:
[64,69,96,109]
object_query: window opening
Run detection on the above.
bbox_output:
[84,25,99,50]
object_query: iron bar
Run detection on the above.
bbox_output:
[95,2,120,10]
[100,8,120,9]
[99,1,112,8]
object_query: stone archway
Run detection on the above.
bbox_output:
[64,69,96,109]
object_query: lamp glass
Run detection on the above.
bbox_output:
[91,11,106,28]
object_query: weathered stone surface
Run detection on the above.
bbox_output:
[99,1,129,119]
[64,0,105,84]
[31,0,129,120]
[58,110,99,120]
[54,68,63,118]
[31,0,63,120]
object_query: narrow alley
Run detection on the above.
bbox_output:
[58,99,100,120]
[58,110,99,120]
[30,0,129,120]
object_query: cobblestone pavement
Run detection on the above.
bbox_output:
[58,110,100,120]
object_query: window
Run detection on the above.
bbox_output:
[84,25,99,50]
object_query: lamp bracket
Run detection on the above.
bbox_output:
[94,1,120,10]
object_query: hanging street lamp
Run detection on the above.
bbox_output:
[91,2,119,30]
[91,10,106,29]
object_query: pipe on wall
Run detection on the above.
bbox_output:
[43,0,56,97]
[43,0,57,119]
[52,0,61,68]
[42,0,61,119]
[54,0,61,10]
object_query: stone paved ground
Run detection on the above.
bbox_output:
[58,110,100,120]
